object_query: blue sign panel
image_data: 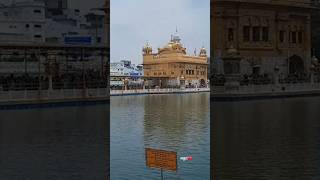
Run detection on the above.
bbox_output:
[64,36,92,45]
[130,72,141,77]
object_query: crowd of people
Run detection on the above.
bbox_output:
[1,72,319,91]
[0,74,41,91]
[240,73,272,85]
[279,72,310,84]
[0,70,107,91]
[211,72,315,86]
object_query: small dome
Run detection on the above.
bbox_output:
[312,55,318,64]
[199,47,207,57]
[143,42,152,49]
[142,42,152,55]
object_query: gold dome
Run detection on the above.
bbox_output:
[142,42,152,55]
[199,46,207,57]
[159,41,186,55]
[165,41,174,49]
[157,31,188,55]
[172,42,180,50]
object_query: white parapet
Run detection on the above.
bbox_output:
[110,88,210,96]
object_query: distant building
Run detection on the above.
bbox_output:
[110,60,143,89]
[0,1,46,43]
[36,0,68,17]
[45,7,106,45]
[0,0,106,46]
[0,0,109,92]
[110,60,143,77]
[212,0,312,76]
[143,31,208,88]
[311,0,320,57]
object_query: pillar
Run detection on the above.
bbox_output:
[222,47,241,92]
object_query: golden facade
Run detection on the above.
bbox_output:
[212,0,312,76]
[143,32,208,88]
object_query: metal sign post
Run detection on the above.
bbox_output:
[160,168,163,180]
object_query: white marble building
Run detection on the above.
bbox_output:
[0,1,46,43]
[0,0,106,46]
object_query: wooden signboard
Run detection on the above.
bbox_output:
[145,148,177,172]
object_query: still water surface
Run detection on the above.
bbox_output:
[0,104,109,180]
[111,93,210,179]
[212,97,320,180]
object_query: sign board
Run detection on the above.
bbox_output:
[145,148,177,171]
[129,72,141,76]
[64,36,92,45]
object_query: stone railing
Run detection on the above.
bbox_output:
[111,88,210,96]
[0,88,109,103]
[211,83,320,94]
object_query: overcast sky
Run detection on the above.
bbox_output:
[111,0,210,65]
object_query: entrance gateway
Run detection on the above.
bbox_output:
[289,55,305,74]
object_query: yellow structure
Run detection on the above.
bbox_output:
[143,31,208,88]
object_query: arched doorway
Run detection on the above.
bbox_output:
[289,55,304,74]
[252,65,261,76]
[200,79,206,87]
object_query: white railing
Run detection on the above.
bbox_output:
[111,88,210,96]
[211,82,320,94]
[0,88,109,103]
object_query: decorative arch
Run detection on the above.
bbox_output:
[288,55,304,74]
[199,79,206,87]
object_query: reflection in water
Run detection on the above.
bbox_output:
[212,97,320,179]
[111,93,210,180]
[0,105,109,180]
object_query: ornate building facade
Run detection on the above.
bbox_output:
[143,32,208,88]
[311,0,320,57]
[212,0,312,77]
